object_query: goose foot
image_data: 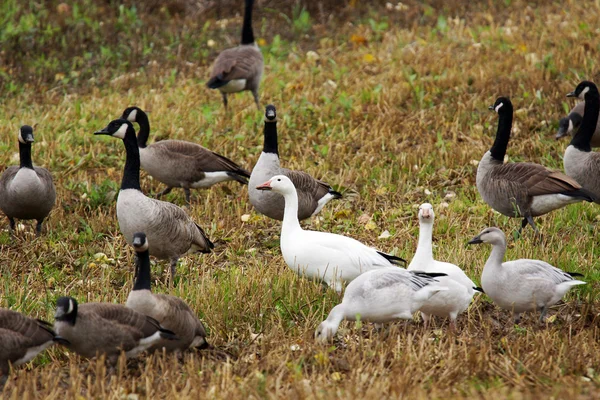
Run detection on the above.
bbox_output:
[252,89,260,110]
[35,219,44,236]
[513,313,521,325]
[538,306,548,323]
[221,93,228,112]
[422,313,430,329]
[156,186,173,198]
[8,217,15,236]
[169,258,178,282]
[184,188,192,204]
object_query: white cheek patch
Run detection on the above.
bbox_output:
[580,86,590,99]
[67,299,74,314]
[495,103,504,113]
[127,109,137,122]
[568,119,574,133]
[114,123,128,139]
[18,130,25,144]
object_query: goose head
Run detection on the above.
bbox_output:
[265,104,276,121]
[132,232,149,253]
[18,125,34,144]
[121,106,142,123]
[418,203,434,223]
[94,119,136,140]
[488,97,513,115]
[567,81,598,100]
[55,296,78,325]
[555,117,576,140]
[255,175,295,194]
[314,320,336,343]
[467,227,506,246]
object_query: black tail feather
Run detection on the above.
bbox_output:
[159,328,179,341]
[206,75,228,89]
[227,171,249,185]
[567,272,585,278]
[563,188,595,202]
[53,336,71,346]
[376,251,407,266]
[329,188,343,199]
[473,286,485,293]
[411,271,448,279]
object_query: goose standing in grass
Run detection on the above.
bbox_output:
[0,125,56,235]
[407,203,479,331]
[248,105,342,221]
[94,119,214,278]
[563,81,600,203]
[476,97,594,235]
[121,106,250,204]
[0,309,69,385]
[256,175,404,292]
[53,297,177,364]
[315,268,448,342]
[206,0,263,110]
[126,232,209,352]
[467,227,586,323]
[555,101,600,146]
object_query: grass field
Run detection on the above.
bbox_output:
[1,0,599,398]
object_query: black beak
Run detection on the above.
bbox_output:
[555,127,567,140]
[566,91,576,98]
[488,105,495,110]
[23,134,35,143]
[94,127,110,135]
[467,236,483,245]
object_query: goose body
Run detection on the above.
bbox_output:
[122,107,250,203]
[563,81,600,203]
[207,0,263,110]
[126,232,208,352]
[556,101,600,146]
[407,203,477,330]
[248,105,341,221]
[94,119,213,277]
[54,297,177,363]
[0,309,67,380]
[0,126,56,235]
[315,268,448,341]
[256,175,404,292]
[476,97,593,234]
[468,227,585,322]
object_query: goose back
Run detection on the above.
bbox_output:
[0,167,55,220]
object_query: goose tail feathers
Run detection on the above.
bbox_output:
[376,251,407,267]
[207,75,228,89]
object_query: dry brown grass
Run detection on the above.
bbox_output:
[1,0,600,398]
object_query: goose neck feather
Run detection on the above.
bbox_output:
[281,187,302,237]
[570,86,599,152]
[412,220,434,266]
[19,141,34,169]
[133,249,152,291]
[121,131,142,191]
[490,106,513,162]
[241,0,255,45]
[263,119,278,155]
[135,110,151,149]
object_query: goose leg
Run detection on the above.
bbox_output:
[526,215,540,236]
[251,89,260,110]
[35,219,44,236]
[170,258,178,281]
[221,93,228,112]
[184,188,192,204]
[422,312,431,329]
[449,319,457,334]
[156,186,173,198]
[513,313,521,325]
[518,218,528,236]
[8,217,15,235]
[539,306,548,323]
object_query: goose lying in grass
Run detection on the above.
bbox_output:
[0,308,68,386]
[94,119,214,278]
[248,105,341,221]
[563,81,600,203]
[315,268,448,342]
[0,125,56,236]
[53,297,177,364]
[256,175,405,292]
[467,227,586,323]
[126,232,209,352]
[408,203,480,331]
[555,101,600,146]
[476,97,594,235]
[121,106,250,204]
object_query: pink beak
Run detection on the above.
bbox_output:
[421,209,432,218]
[256,180,272,191]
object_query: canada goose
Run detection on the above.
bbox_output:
[53,297,177,364]
[467,227,586,323]
[121,106,251,203]
[207,0,263,110]
[555,101,600,146]
[248,105,342,221]
[563,81,600,203]
[315,268,448,342]
[256,175,405,293]
[476,97,594,235]
[0,308,68,383]
[94,119,214,278]
[0,125,56,235]
[126,232,208,352]
[407,203,479,331]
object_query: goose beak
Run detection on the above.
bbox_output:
[566,91,576,98]
[54,308,65,319]
[555,127,567,140]
[256,181,272,191]
[94,127,110,135]
[421,209,432,219]
[132,236,143,247]
[467,235,483,245]
[488,105,495,110]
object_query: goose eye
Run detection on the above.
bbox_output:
[277,178,281,181]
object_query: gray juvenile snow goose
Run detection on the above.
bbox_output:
[121,106,250,203]
[94,119,214,278]
[53,296,177,364]
[126,232,208,352]
[248,105,342,221]
[0,308,68,384]
[555,101,600,146]
[476,97,594,235]
[206,0,263,110]
[563,81,600,203]
[0,125,56,235]
[468,227,585,323]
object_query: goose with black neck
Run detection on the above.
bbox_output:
[476,97,593,235]
[555,100,600,146]
[563,81,600,203]
[121,106,250,204]
[94,119,214,278]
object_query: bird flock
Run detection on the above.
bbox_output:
[0,0,597,387]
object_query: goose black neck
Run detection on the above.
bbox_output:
[490,110,513,162]
[263,120,278,155]
[241,0,255,45]
[18,142,34,169]
[132,250,152,291]
[570,91,600,152]
[121,133,142,191]
[135,111,150,149]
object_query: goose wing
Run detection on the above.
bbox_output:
[505,260,580,285]
[283,169,335,213]
[80,303,160,339]
[208,46,263,83]
[366,269,440,291]
[0,309,55,344]
[489,162,582,196]
[153,294,207,339]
